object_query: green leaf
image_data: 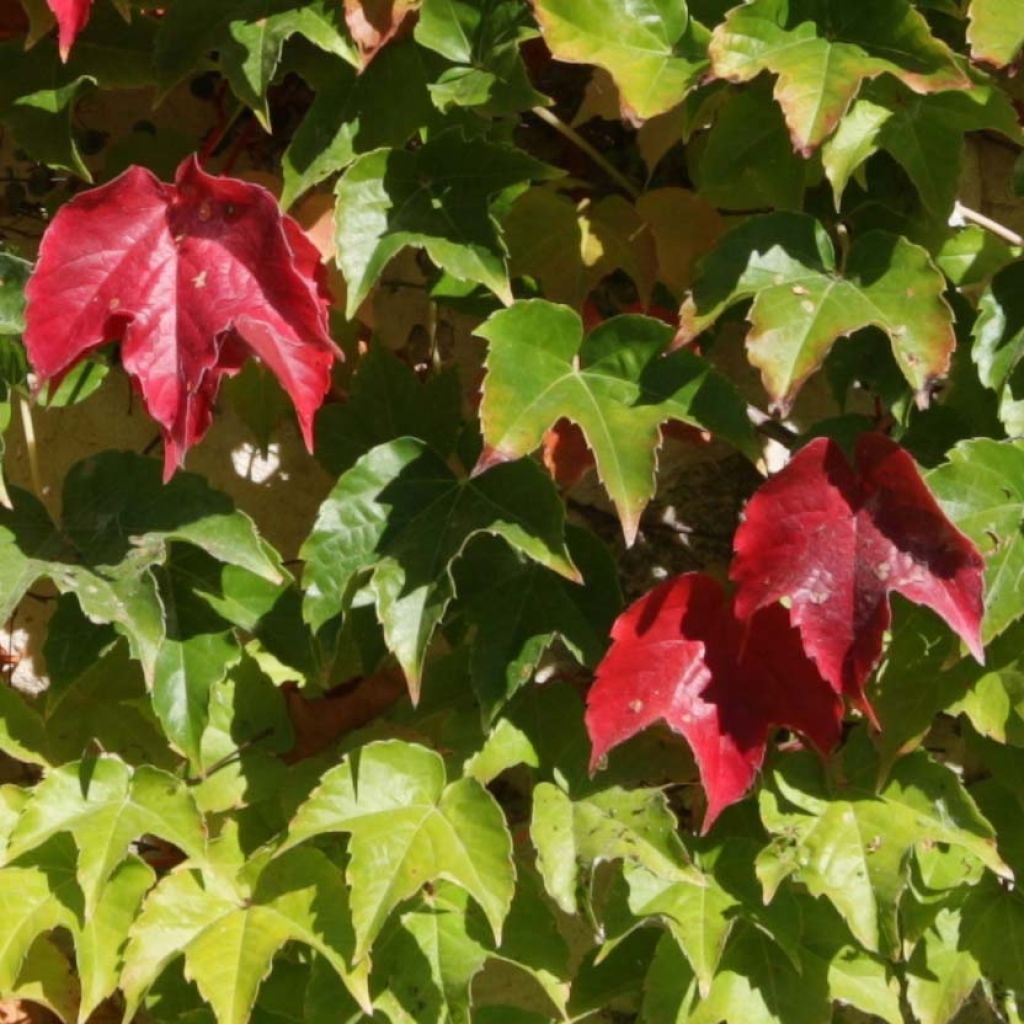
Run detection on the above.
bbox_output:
[641,933,698,1024]
[281,41,437,208]
[300,437,577,693]
[334,134,554,317]
[968,0,1024,68]
[624,863,736,996]
[0,252,30,336]
[371,884,489,1024]
[314,345,462,477]
[76,857,155,1022]
[530,782,698,915]
[154,0,355,107]
[0,682,47,767]
[532,0,709,120]
[935,226,1019,291]
[679,212,955,412]
[0,837,79,992]
[970,261,1024,438]
[415,0,546,114]
[476,300,758,543]
[690,889,900,1024]
[822,76,1022,216]
[282,739,515,960]
[121,846,370,1024]
[927,438,1024,643]
[692,81,810,211]
[452,526,620,721]
[0,451,280,681]
[3,756,206,912]
[905,902,979,1024]
[5,936,79,1024]
[756,734,1009,956]
[708,0,968,154]
[462,719,539,785]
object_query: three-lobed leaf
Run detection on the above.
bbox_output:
[475,300,757,543]
[679,212,957,412]
[282,739,515,961]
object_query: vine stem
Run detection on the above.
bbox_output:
[18,395,43,499]
[530,105,641,199]
[952,201,1024,247]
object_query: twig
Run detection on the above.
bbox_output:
[952,202,1024,247]
[747,405,799,449]
[530,105,641,199]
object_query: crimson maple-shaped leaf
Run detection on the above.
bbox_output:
[731,433,984,717]
[46,0,91,59]
[24,156,339,478]
[586,573,843,831]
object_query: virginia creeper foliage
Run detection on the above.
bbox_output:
[1,0,1023,1022]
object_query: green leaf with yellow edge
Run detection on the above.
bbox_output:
[756,734,1009,957]
[2,756,205,914]
[823,76,1022,216]
[532,0,709,120]
[927,438,1024,643]
[475,300,758,544]
[968,0,1024,68]
[679,212,956,413]
[970,262,1024,439]
[334,134,554,317]
[530,782,699,916]
[301,437,578,695]
[708,0,968,154]
[282,740,515,962]
[120,846,370,1024]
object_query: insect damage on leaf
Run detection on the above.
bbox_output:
[731,433,985,718]
[23,155,340,479]
[586,572,843,831]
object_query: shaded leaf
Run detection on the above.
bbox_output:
[334,133,553,317]
[301,437,577,695]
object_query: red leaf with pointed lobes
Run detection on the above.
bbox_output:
[586,573,843,832]
[46,0,92,59]
[731,434,984,720]
[24,156,340,479]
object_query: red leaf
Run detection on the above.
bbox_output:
[0,0,29,41]
[731,434,984,718]
[46,0,92,59]
[343,0,418,68]
[586,573,843,831]
[542,419,595,490]
[24,156,339,478]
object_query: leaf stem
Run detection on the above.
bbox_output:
[952,202,1024,247]
[530,106,641,199]
[18,395,43,500]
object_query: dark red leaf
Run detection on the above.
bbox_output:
[0,0,29,41]
[731,433,984,719]
[24,156,339,479]
[586,573,843,831]
[46,0,92,59]
[343,0,419,68]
